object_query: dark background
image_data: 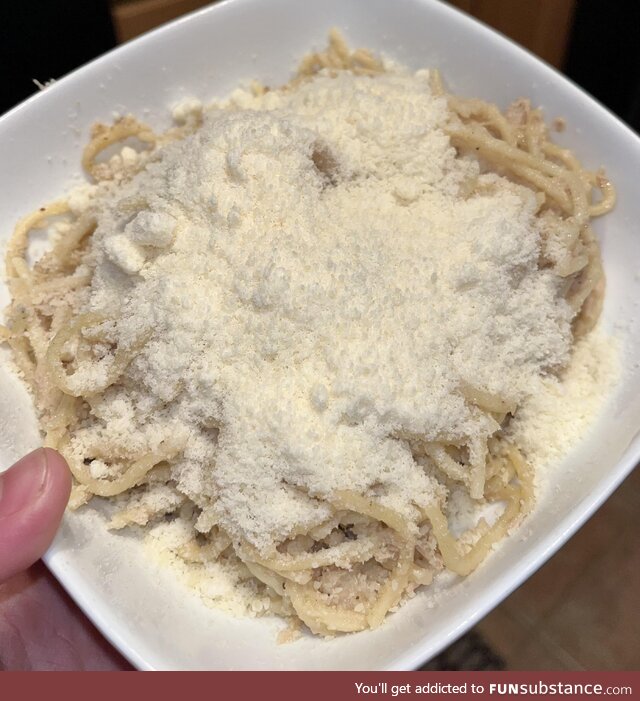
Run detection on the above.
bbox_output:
[0,0,116,114]
[564,0,640,132]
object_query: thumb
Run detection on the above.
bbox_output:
[0,448,71,582]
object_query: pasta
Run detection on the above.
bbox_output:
[1,32,614,636]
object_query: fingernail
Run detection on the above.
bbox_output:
[0,448,49,519]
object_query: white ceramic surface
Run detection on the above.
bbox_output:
[1,0,639,671]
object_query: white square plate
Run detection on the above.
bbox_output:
[1,0,639,670]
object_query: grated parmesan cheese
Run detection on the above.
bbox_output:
[508,330,619,475]
[67,69,602,564]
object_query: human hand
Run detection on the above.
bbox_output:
[0,448,130,670]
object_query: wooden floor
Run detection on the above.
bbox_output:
[467,467,640,669]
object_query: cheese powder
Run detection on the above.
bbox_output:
[65,71,568,549]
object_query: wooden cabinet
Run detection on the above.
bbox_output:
[448,0,576,68]
[111,0,576,69]
[111,0,212,43]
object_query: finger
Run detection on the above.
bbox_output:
[0,449,71,582]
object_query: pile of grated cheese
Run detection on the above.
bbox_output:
[67,69,589,558]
